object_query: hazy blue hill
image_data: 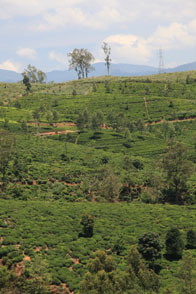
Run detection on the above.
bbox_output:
[2,61,196,83]
[0,69,22,82]
[89,63,158,77]
[46,63,158,82]
[169,61,196,72]
[46,70,77,83]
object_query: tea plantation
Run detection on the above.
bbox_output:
[1,72,196,293]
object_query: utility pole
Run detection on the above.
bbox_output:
[158,48,164,74]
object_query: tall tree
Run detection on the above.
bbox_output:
[165,227,184,260]
[79,214,94,237]
[22,64,46,83]
[22,75,31,93]
[161,141,193,204]
[138,232,162,269]
[67,48,95,79]
[102,42,112,75]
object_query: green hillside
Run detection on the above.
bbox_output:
[1,72,196,293]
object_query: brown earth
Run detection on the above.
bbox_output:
[149,116,196,125]
[28,122,76,127]
[37,130,78,137]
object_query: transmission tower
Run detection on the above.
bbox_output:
[158,48,164,74]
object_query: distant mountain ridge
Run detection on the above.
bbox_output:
[1,61,196,83]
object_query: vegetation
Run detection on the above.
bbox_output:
[67,48,95,79]
[22,64,47,83]
[165,228,184,260]
[138,232,162,268]
[0,70,196,292]
[102,42,112,75]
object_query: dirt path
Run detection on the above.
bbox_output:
[149,116,196,125]
[28,122,76,127]
[36,130,78,136]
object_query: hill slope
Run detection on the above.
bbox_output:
[2,61,196,82]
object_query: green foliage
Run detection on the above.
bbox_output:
[127,245,160,293]
[91,111,104,130]
[22,64,46,83]
[0,266,10,289]
[0,131,15,191]
[187,230,196,249]
[1,74,196,292]
[80,214,94,237]
[23,75,32,92]
[68,48,95,79]
[161,142,194,204]
[138,232,162,266]
[178,251,196,294]
[165,228,184,260]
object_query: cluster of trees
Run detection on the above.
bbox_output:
[21,41,111,92]
[78,140,193,204]
[76,108,104,130]
[80,247,160,294]
[67,42,112,79]
[1,230,196,294]
[67,48,95,79]
[79,243,196,294]
[78,216,196,294]
[22,65,46,84]
[22,64,47,93]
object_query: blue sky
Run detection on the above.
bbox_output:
[1,0,196,72]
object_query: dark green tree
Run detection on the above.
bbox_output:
[22,75,31,93]
[80,214,94,237]
[165,228,184,260]
[187,230,196,249]
[138,232,162,268]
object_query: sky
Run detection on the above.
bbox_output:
[1,0,196,72]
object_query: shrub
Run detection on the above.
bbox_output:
[138,232,162,267]
[0,248,10,258]
[79,214,94,238]
[186,229,196,249]
[165,228,184,260]
[140,190,156,204]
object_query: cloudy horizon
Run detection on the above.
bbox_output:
[1,0,196,73]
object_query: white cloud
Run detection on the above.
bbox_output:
[2,0,196,23]
[104,34,151,64]
[1,0,196,69]
[0,60,21,72]
[49,51,67,64]
[104,20,196,64]
[148,22,196,49]
[1,0,196,33]
[16,48,37,59]
[33,4,123,31]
